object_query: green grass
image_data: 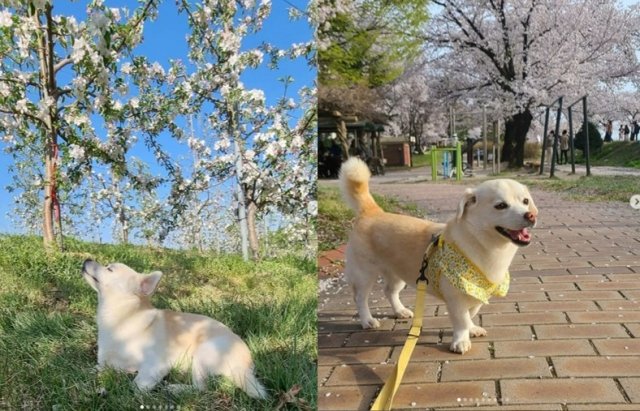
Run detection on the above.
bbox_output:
[574,141,640,168]
[411,153,432,168]
[318,185,424,251]
[0,235,316,410]
[523,175,640,202]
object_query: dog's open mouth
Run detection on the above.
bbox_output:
[496,226,531,246]
[83,270,99,284]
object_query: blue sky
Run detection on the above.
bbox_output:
[0,0,314,238]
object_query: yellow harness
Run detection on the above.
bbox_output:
[426,237,510,304]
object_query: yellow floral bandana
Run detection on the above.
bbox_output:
[426,237,509,304]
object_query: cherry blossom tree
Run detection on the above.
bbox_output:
[424,0,640,167]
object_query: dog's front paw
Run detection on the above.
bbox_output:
[450,339,472,354]
[361,317,381,329]
[470,326,487,338]
[395,307,414,319]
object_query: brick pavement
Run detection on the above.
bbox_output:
[318,179,640,410]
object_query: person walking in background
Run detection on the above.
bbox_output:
[560,129,570,165]
[619,124,625,141]
[624,123,630,141]
[545,130,555,165]
[604,120,613,142]
[632,120,640,142]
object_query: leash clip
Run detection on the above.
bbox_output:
[417,234,440,284]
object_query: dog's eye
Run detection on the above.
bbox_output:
[106,266,113,272]
[523,198,530,205]
[495,202,509,210]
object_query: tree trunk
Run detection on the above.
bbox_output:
[43,136,56,248]
[247,201,260,260]
[336,117,350,160]
[501,109,533,168]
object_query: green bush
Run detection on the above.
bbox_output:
[574,121,603,154]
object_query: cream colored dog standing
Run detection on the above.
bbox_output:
[81,259,266,398]
[339,158,537,354]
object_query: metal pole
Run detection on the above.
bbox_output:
[550,96,563,178]
[482,106,487,170]
[583,97,591,176]
[568,107,576,174]
[456,143,462,181]
[540,107,550,175]
[496,120,501,174]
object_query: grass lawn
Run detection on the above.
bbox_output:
[522,175,640,203]
[318,184,424,251]
[0,235,316,410]
[574,141,640,168]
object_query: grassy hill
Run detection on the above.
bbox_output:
[581,141,640,168]
[0,235,316,410]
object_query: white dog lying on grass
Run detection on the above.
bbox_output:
[82,259,266,398]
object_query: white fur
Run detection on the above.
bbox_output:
[82,260,267,398]
[339,158,538,353]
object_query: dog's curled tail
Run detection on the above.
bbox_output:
[339,157,382,217]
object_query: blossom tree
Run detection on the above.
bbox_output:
[0,0,160,249]
[425,0,640,167]
[172,0,316,260]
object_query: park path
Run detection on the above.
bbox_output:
[318,176,640,410]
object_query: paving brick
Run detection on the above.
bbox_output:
[553,356,640,377]
[510,282,577,292]
[319,333,348,348]
[626,323,640,337]
[392,381,496,408]
[541,274,606,283]
[592,338,640,356]
[498,291,549,302]
[534,324,629,339]
[494,339,596,358]
[440,357,552,381]
[318,385,377,411]
[482,312,567,326]
[608,273,640,281]
[475,302,518,313]
[620,378,640,403]
[578,281,640,290]
[598,300,640,310]
[567,311,640,323]
[518,300,598,312]
[319,346,392,365]
[439,406,562,411]
[389,343,491,362]
[480,326,537,341]
[569,266,635,275]
[511,276,543,284]
[345,329,439,347]
[623,290,640,299]
[325,362,438,386]
[566,405,640,411]
[500,378,624,404]
[547,290,624,301]
[318,366,333,385]
[318,318,395,333]
[392,316,453,330]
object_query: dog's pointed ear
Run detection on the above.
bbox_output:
[138,271,163,296]
[456,188,476,220]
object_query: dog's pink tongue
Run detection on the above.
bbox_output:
[508,228,531,242]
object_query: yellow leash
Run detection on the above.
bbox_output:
[370,236,439,411]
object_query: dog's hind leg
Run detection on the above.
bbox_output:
[384,275,413,319]
[468,304,487,337]
[346,265,380,329]
[192,338,267,399]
